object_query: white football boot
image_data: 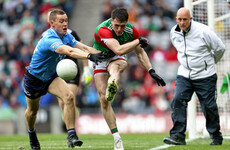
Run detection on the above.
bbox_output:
[114,138,124,150]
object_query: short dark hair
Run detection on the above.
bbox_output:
[49,8,66,21]
[111,7,128,22]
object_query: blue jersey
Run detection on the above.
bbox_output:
[26,28,77,82]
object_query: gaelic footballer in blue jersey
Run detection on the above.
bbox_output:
[23,8,104,149]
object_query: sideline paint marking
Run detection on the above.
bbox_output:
[148,138,196,150]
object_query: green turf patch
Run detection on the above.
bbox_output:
[0,133,229,150]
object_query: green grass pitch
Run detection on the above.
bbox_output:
[0,133,230,150]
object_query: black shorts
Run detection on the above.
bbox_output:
[23,70,58,99]
[65,57,81,85]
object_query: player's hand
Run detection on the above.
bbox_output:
[81,66,93,85]
[148,68,166,86]
[103,51,116,58]
[139,37,149,48]
[87,53,104,65]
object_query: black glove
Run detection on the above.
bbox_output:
[87,53,104,65]
[139,37,149,48]
[103,50,116,58]
[148,68,166,86]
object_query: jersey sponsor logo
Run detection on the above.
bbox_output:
[50,41,63,49]
[72,38,76,43]
[176,38,182,43]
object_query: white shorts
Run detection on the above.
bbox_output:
[93,55,127,76]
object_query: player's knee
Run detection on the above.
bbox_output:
[100,99,110,110]
[98,93,111,109]
[58,100,64,110]
[101,101,110,110]
[98,92,105,101]
[25,108,39,117]
[63,91,74,105]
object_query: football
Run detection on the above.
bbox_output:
[56,59,78,81]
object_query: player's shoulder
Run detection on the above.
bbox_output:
[43,28,59,39]
[116,22,134,36]
[126,22,133,28]
[65,31,74,38]
[97,19,112,30]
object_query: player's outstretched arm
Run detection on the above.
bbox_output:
[74,42,101,54]
[105,38,142,56]
[55,45,103,65]
[135,45,166,86]
[56,45,88,59]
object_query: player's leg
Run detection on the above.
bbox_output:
[25,96,41,131]
[106,59,127,102]
[57,84,79,132]
[107,59,126,150]
[95,74,124,150]
[57,58,80,124]
[49,78,75,129]
[48,77,82,147]
[25,96,41,150]
[57,84,78,116]
[95,74,116,128]
[94,58,124,150]
[57,83,79,133]
[24,70,45,150]
[65,83,78,109]
[64,59,80,118]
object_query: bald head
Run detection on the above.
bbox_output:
[177,7,191,18]
[176,7,192,31]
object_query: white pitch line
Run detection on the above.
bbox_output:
[223,136,230,139]
[148,144,175,150]
[149,136,230,150]
[148,138,197,150]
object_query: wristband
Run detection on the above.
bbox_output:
[148,68,155,73]
[87,53,90,59]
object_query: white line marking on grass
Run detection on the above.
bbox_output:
[223,136,230,139]
[148,138,197,150]
[148,144,175,150]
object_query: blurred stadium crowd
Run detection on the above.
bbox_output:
[0,0,183,119]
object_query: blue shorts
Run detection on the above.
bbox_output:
[23,70,58,99]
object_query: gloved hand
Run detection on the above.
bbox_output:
[87,53,104,65]
[139,37,149,48]
[103,51,116,58]
[148,68,166,86]
[81,66,93,85]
